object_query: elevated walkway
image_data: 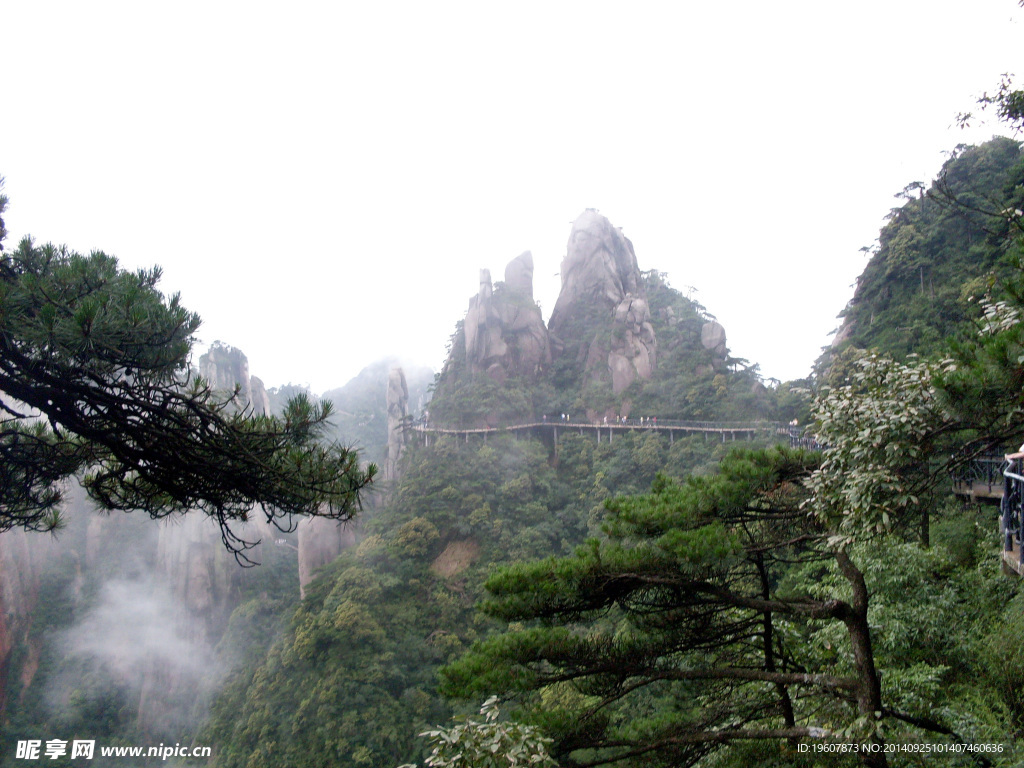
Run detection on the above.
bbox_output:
[410,418,801,447]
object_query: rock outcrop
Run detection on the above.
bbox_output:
[503,250,535,299]
[700,320,728,370]
[199,342,271,416]
[549,210,657,394]
[463,253,551,384]
[155,515,249,646]
[131,343,284,730]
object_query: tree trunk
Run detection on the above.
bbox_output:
[754,553,796,736]
[835,549,888,768]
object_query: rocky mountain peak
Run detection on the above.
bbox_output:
[549,210,657,395]
[551,209,643,318]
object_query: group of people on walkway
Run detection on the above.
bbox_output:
[542,414,576,423]
[611,415,658,426]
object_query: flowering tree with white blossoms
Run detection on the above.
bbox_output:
[398,697,557,768]
[807,352,955,548]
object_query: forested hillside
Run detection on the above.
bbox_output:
[201,214,799,767]
[827,136,1024,364]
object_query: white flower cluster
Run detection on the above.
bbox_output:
[977,298,1021,336]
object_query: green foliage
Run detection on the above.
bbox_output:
[398,696,556,768]
[203,552,444,768]
[809,352,951,544]
[940,270,1024,445]
[439,448,926,767]
[428,373,535,428]
[204,411,791,767]
[204,435,570,767]
[631,274,782,422]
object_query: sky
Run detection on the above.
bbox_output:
[3,1,1023,394]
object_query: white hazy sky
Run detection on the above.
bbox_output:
[3,1,1022,393]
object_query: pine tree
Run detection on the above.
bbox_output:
[0,181,375,560]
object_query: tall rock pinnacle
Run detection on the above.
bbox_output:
[383,367,409,483]
[461,251,551,384]
[199,342,271,416]
[549,210,657,395]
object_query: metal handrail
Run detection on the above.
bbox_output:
[1001,460,1024,574]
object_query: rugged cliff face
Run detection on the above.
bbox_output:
[133,345,280,732]
[293,367,414,597]
[0,525,60,716]
[152,344,275,625]
[548,210,657,395]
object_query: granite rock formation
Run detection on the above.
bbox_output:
[383,367,409,483]
[199,342,271,416]
[462,252,550,383]
[549,210,657,394]
[503,250,535,299]
[136,344,278,728]
[700,320,728,370]
[158,343,274,622]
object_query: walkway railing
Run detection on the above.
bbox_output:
[1002,460,1024,575]
[951,455,1005,499]
[407,417,818,450]
[411,417,793,433]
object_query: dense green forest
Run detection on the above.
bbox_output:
[202,272,794,766]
